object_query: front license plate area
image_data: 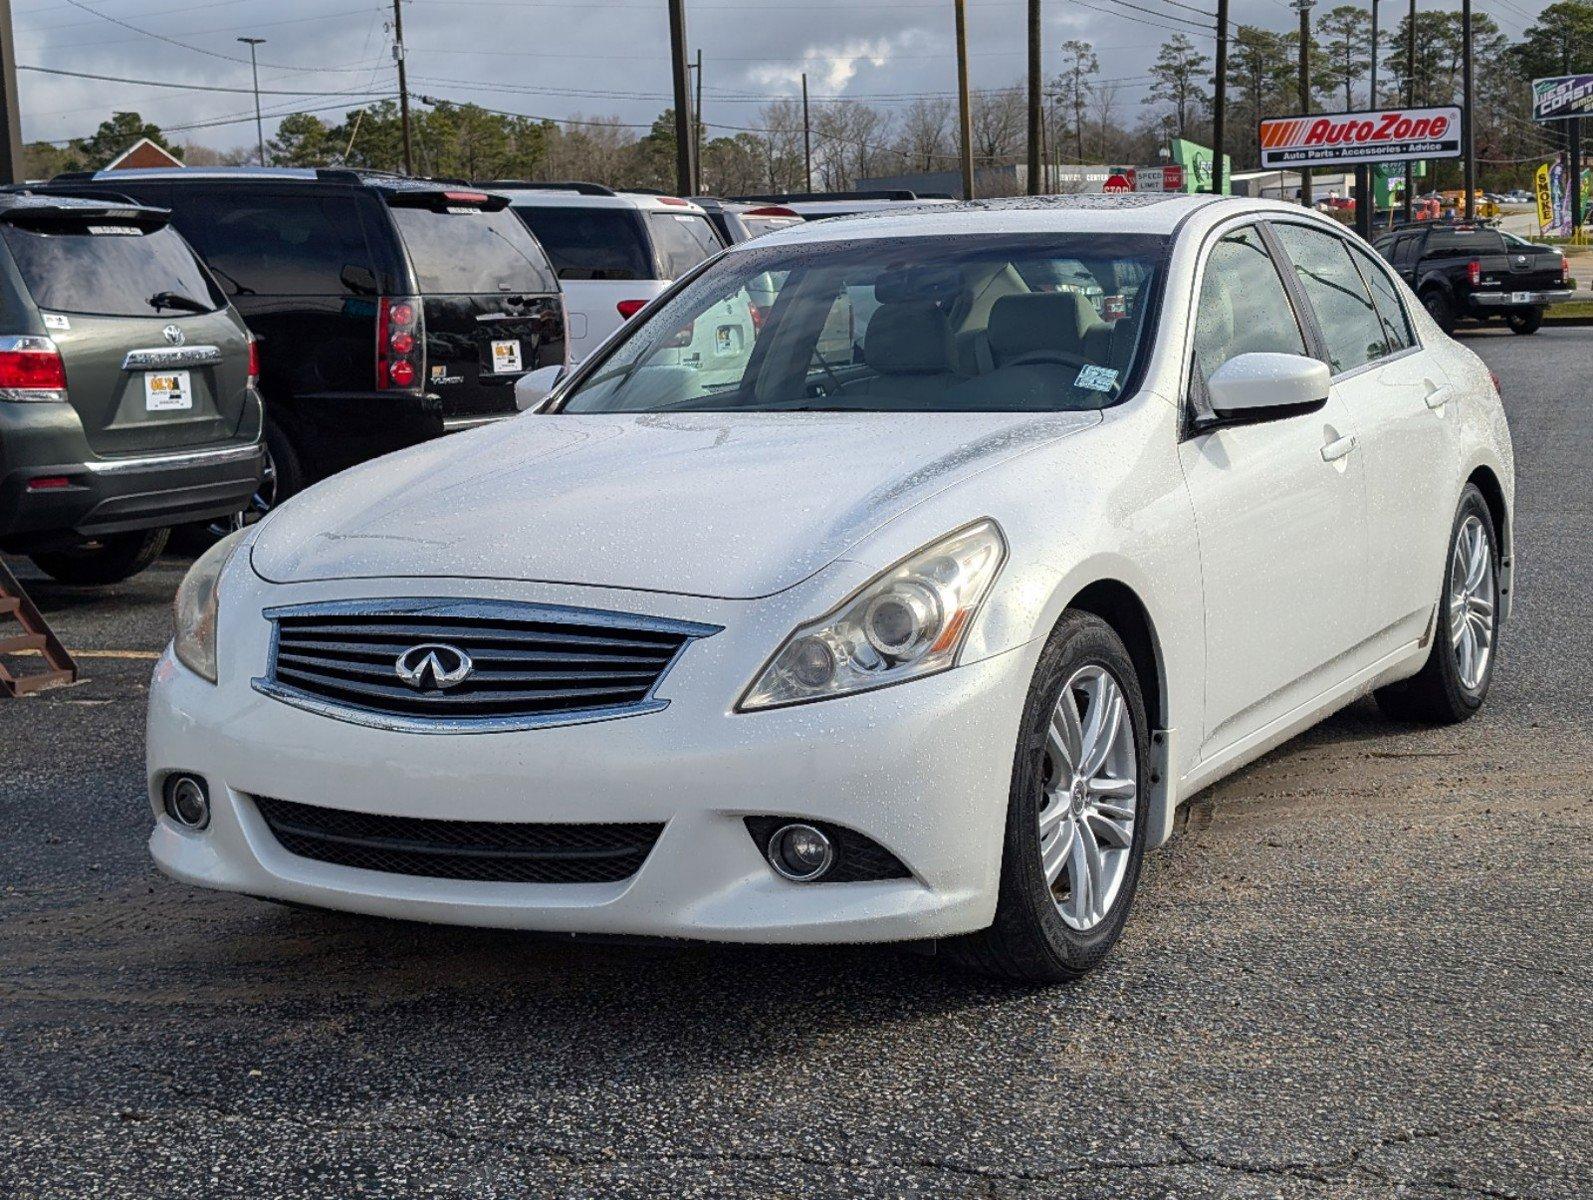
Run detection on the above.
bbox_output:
[490,339,523,373]
[144,370,192,411]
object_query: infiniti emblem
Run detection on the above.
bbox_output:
[162,324,185,346]
[394,643,474,691]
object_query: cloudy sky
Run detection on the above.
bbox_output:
[11,0,1544,153]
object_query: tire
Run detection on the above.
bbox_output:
[1506,308,1543,335]
[946,612,1151,984]
[199,415,304,543]
[29,527,169,586]
[1374,484,1499,724]
[1422,289,1457,335]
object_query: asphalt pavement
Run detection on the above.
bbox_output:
[1,329,1589,1199]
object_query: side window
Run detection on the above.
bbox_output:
[178,191,376,297]
[1191,225,1307,385]
[1269,223,1391,375]
[1349,244,1414,354]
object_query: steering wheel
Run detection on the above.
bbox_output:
[1000,349,1094,372]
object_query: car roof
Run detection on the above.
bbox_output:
[45,167,499,198]
[735,192,1250,249]
[490,185,708,214]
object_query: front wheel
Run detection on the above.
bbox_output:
[1375,485,1499,724]
[1506,308,1543,335]
[946,612,1150,983]
[29,528,169,586]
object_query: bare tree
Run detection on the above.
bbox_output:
[898,96,954,171]
[970,89,1024,164]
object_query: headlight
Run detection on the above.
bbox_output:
[739,519,1006,711]
[173,527,250,683]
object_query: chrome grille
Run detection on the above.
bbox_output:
[253,599,718,733]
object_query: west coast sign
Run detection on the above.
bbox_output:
[1531,75,1593,122]
[1258,106,1462,169]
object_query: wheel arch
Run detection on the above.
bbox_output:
[1466,463,1512,622]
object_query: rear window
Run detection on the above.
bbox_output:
[1427,229,1506,255]
[0,221,222,318]
[646,211,722,277]
[511,206,654,281]
[740,214,802,239]
[390,205,557,294]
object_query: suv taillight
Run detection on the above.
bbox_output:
[0,335,67,401]
[245,336,261,388]
[1467,259,1481,286]
[377,296,424,391]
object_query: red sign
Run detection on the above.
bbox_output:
[1102,173,1133,194]
[1259,105,1462,168]
[1161,164,1185,191]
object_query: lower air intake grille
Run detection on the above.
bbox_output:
[255,796,664,884]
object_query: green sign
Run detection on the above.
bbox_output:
[1170,138,1233,195]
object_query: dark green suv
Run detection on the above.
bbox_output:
[0,193,263,584]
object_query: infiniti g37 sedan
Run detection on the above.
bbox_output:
[147,195,1514,982]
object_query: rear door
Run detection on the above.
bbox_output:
[385,192,565,425]
[0,206,250,456]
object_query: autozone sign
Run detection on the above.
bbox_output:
[1258,106,1462,168]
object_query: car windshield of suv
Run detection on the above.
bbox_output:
[0,220,223,318]
[510,206,654,280]
[390,205,557,294]
[559,233,1166,413]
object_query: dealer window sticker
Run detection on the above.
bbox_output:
[1076,364,1119,393]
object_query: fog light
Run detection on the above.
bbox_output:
[768,822,833,882]
[163,774,210,830]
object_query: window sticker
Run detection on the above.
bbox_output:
[41,313,70,331]
[1076,364,1119,393]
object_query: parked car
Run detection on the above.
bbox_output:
[486,183,725,362]
[729,189,957,221]
[33,168,564,514]
[688,197,803,244]
[0,192,262,583]
[148,195,1513,983]
[1372,220,1573,334]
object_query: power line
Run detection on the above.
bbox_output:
[17,63,402,98]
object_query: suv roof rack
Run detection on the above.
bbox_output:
[476,180,618,196]
[730,189,922,203]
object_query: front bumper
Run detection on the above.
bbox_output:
[146,573,1035,943]
[1469,289,1577,309]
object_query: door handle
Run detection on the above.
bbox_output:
[1424,384,1454,411]
[1320,433,1357,462]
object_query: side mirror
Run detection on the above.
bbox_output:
[1205,352,1330,422]
[514,364,564,413]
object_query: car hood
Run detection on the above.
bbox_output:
[250,410,1100,598]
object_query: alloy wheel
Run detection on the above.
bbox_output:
[1449,513,1495,691]
[1037,664,1138,931]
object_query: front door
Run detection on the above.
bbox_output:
[1177,223,1368,757]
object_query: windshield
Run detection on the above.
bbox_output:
[390,205,557,294]
[559,232,1167,414]
[0,221,223,318]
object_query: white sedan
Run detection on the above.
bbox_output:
[148,196,1514,982]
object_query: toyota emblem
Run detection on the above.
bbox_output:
[394,643,474,691]
[163,324,185,346]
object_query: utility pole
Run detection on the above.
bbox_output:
[801,72,812,192]
[237,37,267,167]
[1026,0,1042,195]
[667,0,694,196]
[0,0,26,184]
[954,0,975,199]
[691,48,703,194]
[1211,0,1229,194]
[1369,0,1379,104]
[392,0,413,174]
[1461,0,1474,218]
[1293,0,1313,208]
[1403,0,1415,222]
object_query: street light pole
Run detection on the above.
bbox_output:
[1403,0,1415,222]
[1293,0,1314,208]
[1211,0,1230,194]
[1026,0,1042,195]
[0,0,25,185]
[667,0,694,197]
[1461,0,1474,218]
[237,38,267,167]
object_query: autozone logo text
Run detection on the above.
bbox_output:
[1259,106,1462,167]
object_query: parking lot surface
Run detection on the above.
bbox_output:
[2,329,1588,1200]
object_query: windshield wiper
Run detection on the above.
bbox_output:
[147,290,210,315]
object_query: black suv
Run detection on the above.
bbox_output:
[0,193,262,583]
[37,169,566,507]
[1371,221,1574,335]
